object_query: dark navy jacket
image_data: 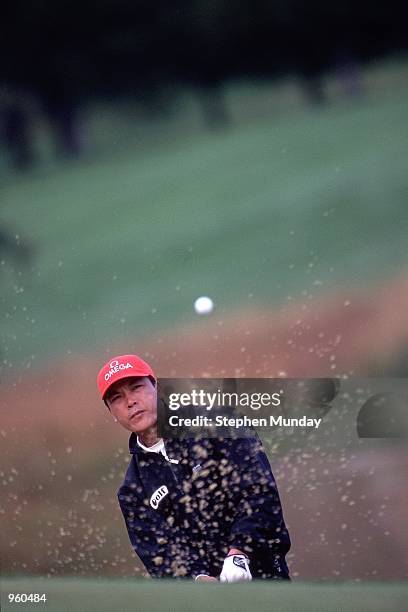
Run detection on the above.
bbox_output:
[118,434,291,579]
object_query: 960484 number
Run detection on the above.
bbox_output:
[8,594,47,603]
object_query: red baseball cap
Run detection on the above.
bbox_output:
[97,354,156,400]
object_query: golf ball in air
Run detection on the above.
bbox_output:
[194,296,214,315]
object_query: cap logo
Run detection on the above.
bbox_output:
[104,360,133,381]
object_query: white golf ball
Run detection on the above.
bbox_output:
[194,296,214,315]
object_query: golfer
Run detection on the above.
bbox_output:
[97,354,291,582]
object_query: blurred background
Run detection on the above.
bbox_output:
[1,0,408,583]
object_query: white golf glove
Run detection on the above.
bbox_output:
[220,553,252,583]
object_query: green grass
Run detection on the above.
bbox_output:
[1,62,408,368]
[1,578,407,612]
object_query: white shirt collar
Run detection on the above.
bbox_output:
[136,437,165,453]
[136,437,179,464]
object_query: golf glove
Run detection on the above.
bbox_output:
[220,554,252,583]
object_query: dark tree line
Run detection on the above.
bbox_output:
[0,1,406,166]
[2,0,405,92]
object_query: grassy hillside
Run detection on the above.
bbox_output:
[1,64,408,368]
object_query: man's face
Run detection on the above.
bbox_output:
[105,376,157,434]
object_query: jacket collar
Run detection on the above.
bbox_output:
[129,433,180,461]
[129,433,144,454]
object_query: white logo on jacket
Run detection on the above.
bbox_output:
[150,485,169,509]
